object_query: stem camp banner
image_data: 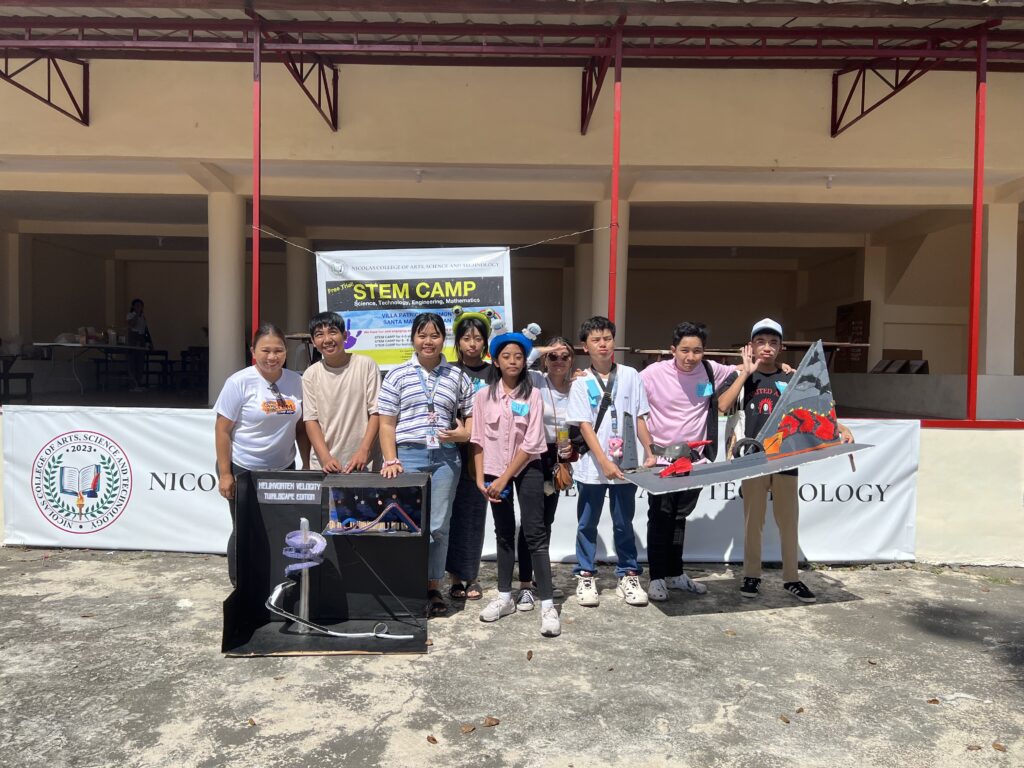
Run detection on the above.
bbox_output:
[315,246,514,369]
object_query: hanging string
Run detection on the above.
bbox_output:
[252,226,317,254]
[252,224,608,254]
[510,225,610,251]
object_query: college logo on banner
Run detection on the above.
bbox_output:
[30,430,133,534]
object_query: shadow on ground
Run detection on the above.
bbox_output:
[904,597,1024,676]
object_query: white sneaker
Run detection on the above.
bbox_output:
[479,596,516,622]
[576,574,600,607]
[540,606,561,637]
[616,574,649,606]
[516,588,536,612]
[665,573,708,595]
[647,578,669,602]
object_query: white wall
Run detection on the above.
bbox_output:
[917,427,1024,566]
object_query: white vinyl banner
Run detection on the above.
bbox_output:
[3,409,916,563]
[3,406,229,553]
[485,418,918,564]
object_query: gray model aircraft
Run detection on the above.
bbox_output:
[626,340,872,495]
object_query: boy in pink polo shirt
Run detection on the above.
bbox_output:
[640,321,737,602]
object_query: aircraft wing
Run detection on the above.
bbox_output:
[624,442,872,495]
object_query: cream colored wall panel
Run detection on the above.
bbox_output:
[31,238,107,343]
[625,268,796,351]
[511,266,564,338]
[917,428,1024,566]
[123,259,209,358]
[3,64,1024,172]
[887,225,970,307]
[884,322,967,374]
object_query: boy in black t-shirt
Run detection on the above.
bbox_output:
[718,318,853,603]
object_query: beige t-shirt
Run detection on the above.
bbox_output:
[302,353,382,470]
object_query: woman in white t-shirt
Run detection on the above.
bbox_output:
[213,322,309,584]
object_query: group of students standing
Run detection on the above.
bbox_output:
[213,310,852,640]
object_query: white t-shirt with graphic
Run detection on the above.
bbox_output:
[214,366,303,471]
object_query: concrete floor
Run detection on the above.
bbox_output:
[0,549,1021,768]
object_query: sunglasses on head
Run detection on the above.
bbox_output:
[547,353,572,362]
[268,381,287,408]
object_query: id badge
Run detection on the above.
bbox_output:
[426,411,440,449]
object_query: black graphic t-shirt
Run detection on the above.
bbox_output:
[744,367,796,477]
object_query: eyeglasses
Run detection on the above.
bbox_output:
[547,354,572,362]
[268,381,287,409]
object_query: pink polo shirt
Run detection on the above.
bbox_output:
[469,384,546,478]
[641,358,736,447]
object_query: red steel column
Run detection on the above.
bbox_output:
[966,35,987,420]
[251,30,263,342]
[607,30,623,322]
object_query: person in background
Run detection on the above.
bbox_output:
[126,298,151,349]
[471,331,560,637]
[378,312,475,617]
[446,309,494,602]
[214,322,309,586]
[125,298,152,390]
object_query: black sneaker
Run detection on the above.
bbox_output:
[783,581,817,603]
[739,577,761,598]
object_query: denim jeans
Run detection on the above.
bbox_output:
[397,443,461,582]
[445,467,489,582]
[574,481,641,577]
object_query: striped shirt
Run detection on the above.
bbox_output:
[379,357,475,445]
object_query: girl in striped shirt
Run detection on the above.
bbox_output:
[379,312,475,617]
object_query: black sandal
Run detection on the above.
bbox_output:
[449,582,468,600]
[427,589,449,617]
[465,581,483,601]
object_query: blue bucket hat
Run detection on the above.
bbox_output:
[489,332,533,361]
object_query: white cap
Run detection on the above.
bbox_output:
[750,318,783,339]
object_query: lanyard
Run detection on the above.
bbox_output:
[591,364,618,434]
[415,365,442,414]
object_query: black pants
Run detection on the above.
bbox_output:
[225,461,294,587]
[487,461,553,600]
[518,444,559,584]
[646,488,702,580]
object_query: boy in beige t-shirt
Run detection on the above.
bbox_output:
[302,311,382,472]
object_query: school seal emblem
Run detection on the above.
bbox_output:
[31,430,133,534]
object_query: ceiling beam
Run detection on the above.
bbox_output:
[180,161,236,194]
[869,209,971,245]
[1,2,1022,21]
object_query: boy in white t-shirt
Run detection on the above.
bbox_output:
[566,316,654,608]
[302,312,382,472]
